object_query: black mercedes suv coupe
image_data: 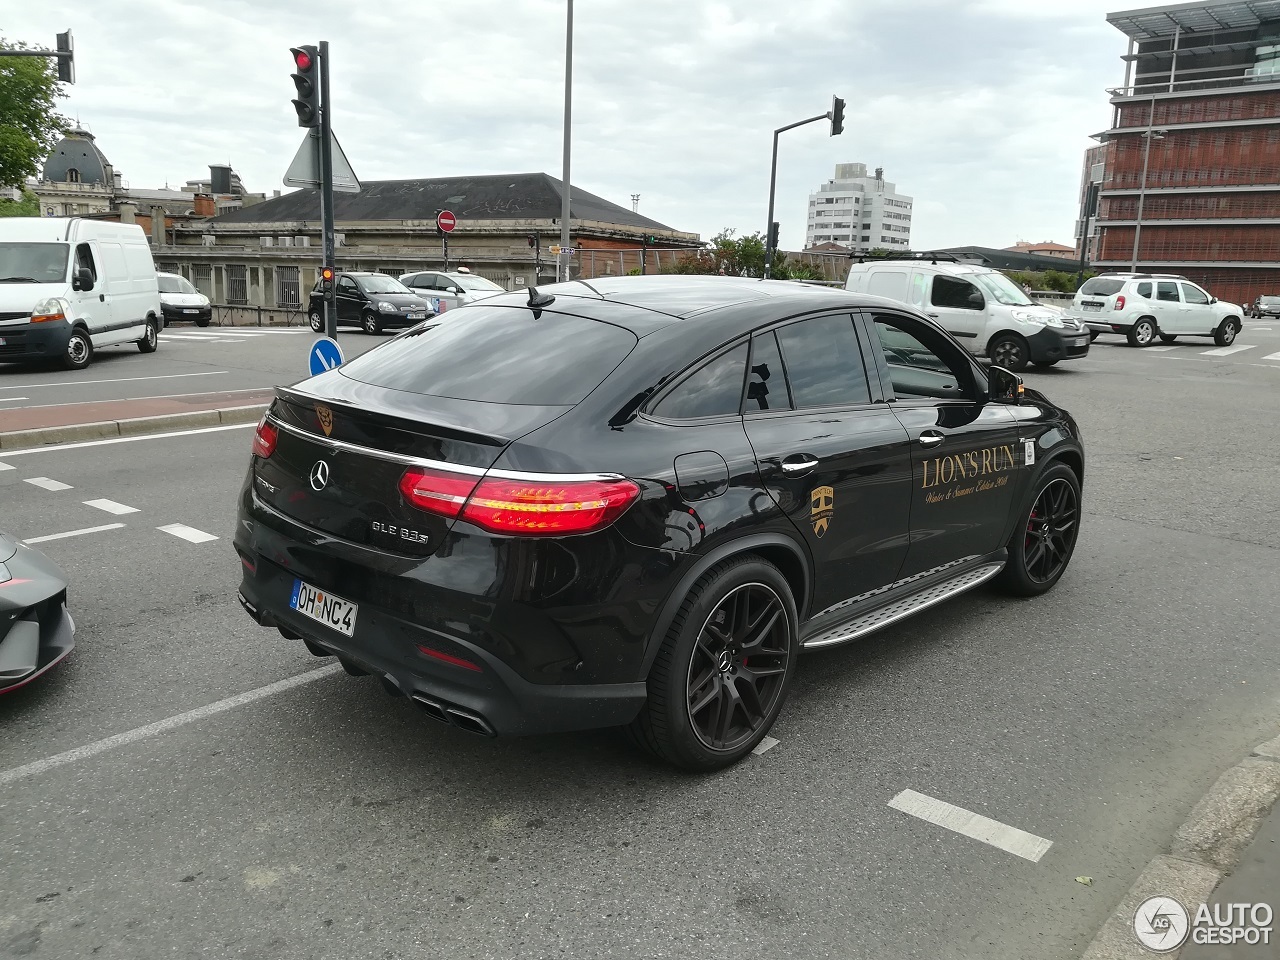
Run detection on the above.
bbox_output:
[236,276,1084,770]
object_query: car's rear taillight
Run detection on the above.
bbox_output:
[398,467,640,535]
[1114,295,1126,310]
[252,417,278,458]
[399,466,480,519]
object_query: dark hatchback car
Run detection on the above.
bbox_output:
[237,276,1084,770]
[307,272,435,335]
[1248,295,1280,319]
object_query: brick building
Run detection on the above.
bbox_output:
[1088,0,1280,304]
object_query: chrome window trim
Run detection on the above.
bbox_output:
[267,415,626,483]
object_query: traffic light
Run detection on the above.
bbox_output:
[527,234,537,248]
[768,222,780,250]
[55,30,74,84]
[290,45,320,128]
[830,95,845,137]
[319,265,335,296]
[643,235,657,246]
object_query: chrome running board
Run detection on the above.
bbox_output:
[802,562,1005,649]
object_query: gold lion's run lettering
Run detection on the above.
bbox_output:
[922,444,1017,489]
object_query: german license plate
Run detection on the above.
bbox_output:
[407,312,426,320]
[290,579,357,636]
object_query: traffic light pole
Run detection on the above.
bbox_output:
[319,40,337,340]
[763,112,828,280]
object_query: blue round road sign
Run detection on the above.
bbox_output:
[308,336,345,377]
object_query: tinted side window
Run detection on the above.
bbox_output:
[1181,283,1209,304]
[1136,282,1152,298]
[774,314,870,408]
[871,314,973,401]
[75,243,97,281]
[745,332,791,412]
[338,277,357,294]
[932,276,984,310]
[1156,281,1180,302]
[651,343,748,420]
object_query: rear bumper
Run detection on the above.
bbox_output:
[1028,326,1089,362]
[161,304,211,324]
[0,319,72,363]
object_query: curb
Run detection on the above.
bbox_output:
[0,404,267,452]
[1081,732,1280,959]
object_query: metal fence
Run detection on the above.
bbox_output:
[207,303,308,327]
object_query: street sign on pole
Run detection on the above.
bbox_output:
[283,129,361,193]
[437,210,456,233]
[548,245,577,257]
[308,336,344,376]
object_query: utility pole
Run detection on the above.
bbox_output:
[764,95,844,279]
[559,0,574,283]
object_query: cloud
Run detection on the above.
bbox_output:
[8,0,1126,249]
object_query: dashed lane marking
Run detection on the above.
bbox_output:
[157,522,219,543]
[0,396,31,402]
[24,477,72,491]
[752,736,781,756]
[1200,343,1256,356]
[22,522,126,545]
[0,664,343,787]
[0,422,255,457]
[0,371,227,392]
[888,788,1054,863]
[5,386,271,412]
[83,499,141,515]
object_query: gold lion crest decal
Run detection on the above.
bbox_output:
[315,403,334,437]
[810,485,835,538]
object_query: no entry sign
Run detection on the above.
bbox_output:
[437,210,457,233]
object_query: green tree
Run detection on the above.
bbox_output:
[0,37,69,188]
[0,186,39,217]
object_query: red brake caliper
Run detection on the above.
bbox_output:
[1025,509,1038,548]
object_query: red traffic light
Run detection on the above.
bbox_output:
[292,48,313,72]
[320,266,335,282]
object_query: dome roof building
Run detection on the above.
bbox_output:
[41,128,113,185]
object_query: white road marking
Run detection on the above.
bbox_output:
[888,788,1053,863]
[0,371,227,392]
[0,462,13,471]
[83,498,141,515]
[6,386,271,412]
[752,736,780,756]
[1200,343,1255,356]
[24,477,72,491]
[1145,345,1176,352]
[0,422,255,457]
[157,522,219,543]
[0,396,30,402]
[0,664,343,787]
[22,522,126,545]
[1263,352,1280,362]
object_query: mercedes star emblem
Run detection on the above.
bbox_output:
[309,460,331,492]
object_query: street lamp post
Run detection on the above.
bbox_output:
[1129,97,1165,273]
[559,0,573,283]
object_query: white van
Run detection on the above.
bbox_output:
[0,218,163,370]
[845,255,1091,371]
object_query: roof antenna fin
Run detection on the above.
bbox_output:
[527,286,556,309]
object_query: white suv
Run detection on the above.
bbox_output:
[1068,274,1243,347]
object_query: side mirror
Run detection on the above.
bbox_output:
[987,365,1025,403]
[448,286,461,295]
[1210,296,1218,304]
[73,267,94,292]
[967,292,984,308]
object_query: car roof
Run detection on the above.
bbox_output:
[156,272,181,279]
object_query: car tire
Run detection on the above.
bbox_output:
[1088,331,1100,342]
[196,316,210,328]
[1213,317,1241,347]
[1032,359,1059,368]
[362,311,381,335]
[628,555,798,772]
[995,462,1081,597]
[1159,334,1177,343]
[1126,317,1157,347]
[988,333,1030,372]
[62,326,93,370]
[309,308,324,333]
[137,317,159,353]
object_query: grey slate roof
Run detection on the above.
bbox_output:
[42,129,111,185]
[212,172,679,232]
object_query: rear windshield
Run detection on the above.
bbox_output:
[337,305,637,405]
[1080,278,1125,296]
[1260,296,1280,305]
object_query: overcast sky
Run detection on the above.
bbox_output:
[7,0,1129,250]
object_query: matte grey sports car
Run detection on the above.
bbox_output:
[0,532,74,694]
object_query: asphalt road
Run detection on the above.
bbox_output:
[1,321,1279,959]
[0,322,382,414]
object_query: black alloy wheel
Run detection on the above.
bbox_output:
[1127,317,1156,347]
[309,308,324,333]
[989,333,1029,372]
[629,556,797,771]
[137,318,158,353]
[996,462,1081,597]
[363,311,381,335]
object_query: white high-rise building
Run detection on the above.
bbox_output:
[805,163,913,253]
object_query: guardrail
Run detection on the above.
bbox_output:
[205,304,308,327]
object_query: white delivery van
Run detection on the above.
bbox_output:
[0,218,163,370]
[845,254,1091,371]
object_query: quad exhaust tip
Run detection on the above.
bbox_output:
[411,693,496,737]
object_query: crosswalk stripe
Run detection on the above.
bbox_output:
[157,523,219,544]
[1146,345,1176,352]
[83,499,141,515]
[1262,352,1280,362]
[1200,343,1255,356]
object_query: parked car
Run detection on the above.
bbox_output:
[0,532,75,695]
[845,253,1090,371]
[1066,273,1244,347]
[1247,295,1280,319]
[0,217,162,369]
[236,275,1084,770]
[157,271,212,327]
[307,272,436,335]
[399,269,506,313]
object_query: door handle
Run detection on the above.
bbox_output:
[927,312,940,319]
[780,455,819,476]
[918,433,945,447]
